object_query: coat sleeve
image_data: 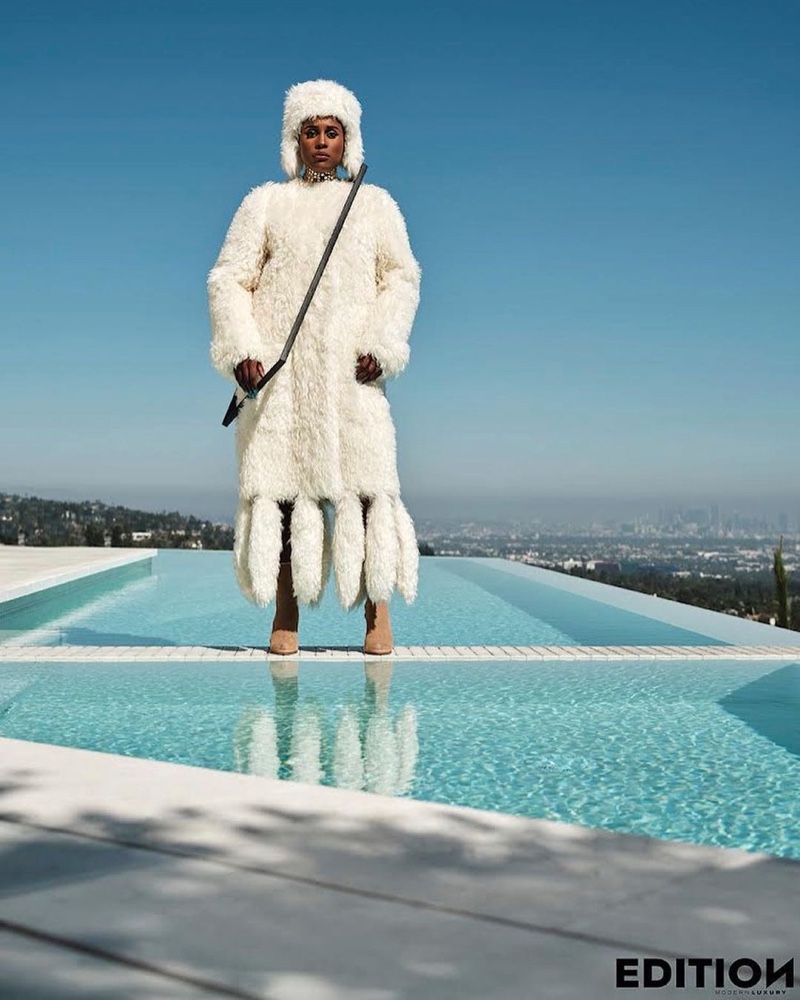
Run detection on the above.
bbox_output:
[357,188,421,383]
[207,184,272,380]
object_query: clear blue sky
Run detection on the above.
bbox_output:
[1,0,798,522]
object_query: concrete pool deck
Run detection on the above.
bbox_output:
[2,548,800,996]
[1,737,799,999]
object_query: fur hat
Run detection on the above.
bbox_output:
[281,78,364,180]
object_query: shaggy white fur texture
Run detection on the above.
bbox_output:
[233,499,255,602]
[364,492,397,602]
[248,497,283,605]
[281,79,363,180]
[309,503,333,609]
[208,157,421,609]
[290,494,326,604]
[394,498,420,603]
[332,492,366,609]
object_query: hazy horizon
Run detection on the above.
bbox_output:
[5,481,798,528]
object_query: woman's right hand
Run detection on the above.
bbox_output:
[234,358,265,393]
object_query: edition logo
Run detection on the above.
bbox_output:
[615,957,795,990]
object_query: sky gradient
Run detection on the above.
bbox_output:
[2,0,798,522]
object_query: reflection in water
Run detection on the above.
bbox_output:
[232,707,279,778]
[233,660,418,797]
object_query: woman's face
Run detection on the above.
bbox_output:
[298,116,345,171]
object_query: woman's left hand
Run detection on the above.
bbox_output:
[356,353,383,383]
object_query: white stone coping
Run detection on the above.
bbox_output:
[0,547,157,604]
[0,643,799,662]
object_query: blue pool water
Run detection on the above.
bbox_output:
[1,550,728,648]
[0,657,798,858]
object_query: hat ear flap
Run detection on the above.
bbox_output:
[281,133,302,179]
[341,125,363,179]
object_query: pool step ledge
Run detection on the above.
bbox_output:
[1,643,799,661]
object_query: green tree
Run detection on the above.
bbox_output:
[773,536,790,629]
[84,523,105,546]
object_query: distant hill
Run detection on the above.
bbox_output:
[0,492,234,550]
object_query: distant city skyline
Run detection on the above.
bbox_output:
[2,1,798,508]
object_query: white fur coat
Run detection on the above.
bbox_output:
[208,178,421,609]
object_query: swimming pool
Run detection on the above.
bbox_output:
[0,550,752,648]
[0,656,798,858]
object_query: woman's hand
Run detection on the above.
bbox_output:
[235,358,264,393]
[356,353,383,383]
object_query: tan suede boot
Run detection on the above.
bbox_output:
[270,561,299,655]
[364,598,393,655]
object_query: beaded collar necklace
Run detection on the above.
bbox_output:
[302,165,340,183]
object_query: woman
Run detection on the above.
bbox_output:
[208,79,421,656]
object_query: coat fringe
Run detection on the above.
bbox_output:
[249,497,283,606]
[308,502,333,608]
[290,495,326,605]
[333,492,366,609]
[394,497,420,603]
[237,491,418,610]
[233,499,255,603]
[365,493,397,602]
